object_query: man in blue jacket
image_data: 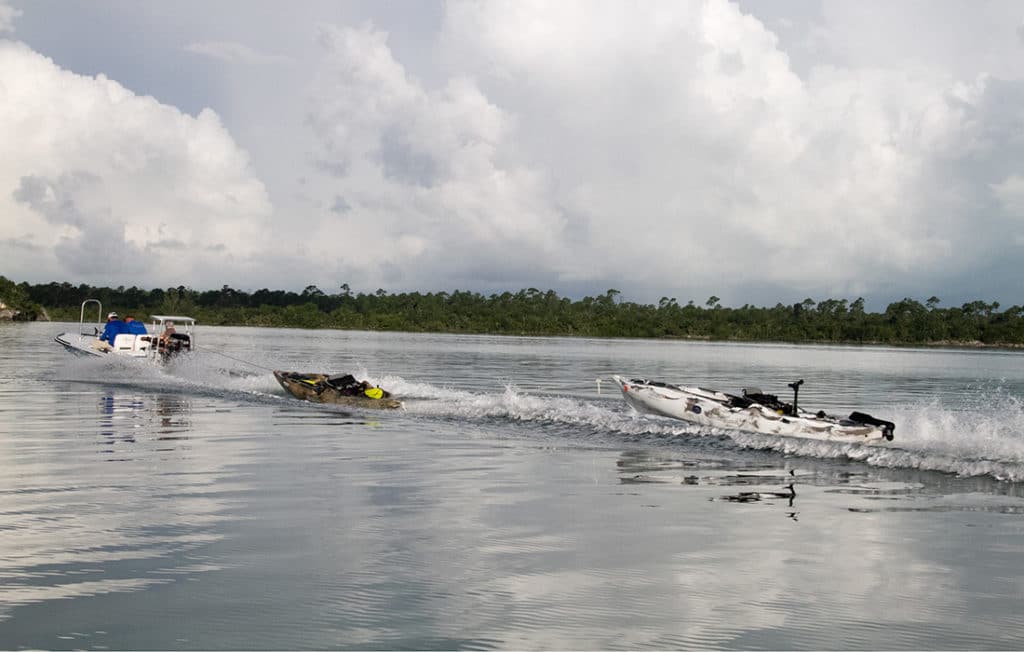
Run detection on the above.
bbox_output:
[124,315,148,335]
[99,312,128,349]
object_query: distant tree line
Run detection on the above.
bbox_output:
[0,275,43,319]
[3,276,1023,346]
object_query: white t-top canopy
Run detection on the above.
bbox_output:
[150,315,196,324]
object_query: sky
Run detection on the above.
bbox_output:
[1,0,1023,309]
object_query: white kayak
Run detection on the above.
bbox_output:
[612,375,895,443]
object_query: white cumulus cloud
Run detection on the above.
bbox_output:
[0,39,273,288]
[291,0,1024,302]
[297,23,567,290]
[5,0,1024,305]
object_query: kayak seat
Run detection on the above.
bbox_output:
[326,373,357,384]
[741,390,794,415]
[725,394,754,409]
[324,373,367,396]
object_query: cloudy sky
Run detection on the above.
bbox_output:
[2,0,1023,308]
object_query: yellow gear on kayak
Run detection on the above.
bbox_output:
[364,387,384,400]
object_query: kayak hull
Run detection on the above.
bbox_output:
[612,375,893,443]
[273,371,402,409]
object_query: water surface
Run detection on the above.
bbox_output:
[1,322,1023,649]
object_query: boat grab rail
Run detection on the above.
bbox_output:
[79,299,103,335]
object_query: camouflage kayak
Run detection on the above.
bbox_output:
[273,371,402,409]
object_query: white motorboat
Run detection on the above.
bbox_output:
[55,299,196,362]
[612,375,895,443]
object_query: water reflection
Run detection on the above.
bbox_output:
[155,394,192,439]
[94,391,193,457]
[605,447,1024,649]
[0,388,242,630]
[3,323,1024,648]
[615,447,1024,524]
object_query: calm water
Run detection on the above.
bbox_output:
[2,321,1024,649]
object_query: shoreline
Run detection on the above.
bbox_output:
[22,316,1024,352]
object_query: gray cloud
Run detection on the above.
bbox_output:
[185,40,292,65]
[13,172,148,278]
[313,159,349,178]
[147,239,188,251]
[330,195,351,214]
[0,0,20,33]
[13,172,97,228]
[377,127,440,187]
[54,221,145,278]
[0,234,42,251]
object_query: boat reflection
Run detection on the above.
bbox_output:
[96,390,192,450]
[615,446,1024,522]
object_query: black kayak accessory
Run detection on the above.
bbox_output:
[788,379,804,414]
[848,411,896,440]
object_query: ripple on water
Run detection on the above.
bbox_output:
[2,325,1024,649]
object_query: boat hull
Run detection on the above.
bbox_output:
[54,332,152,359]
[55,332,105,357]
[273,371,402,409]
[55,331,186,362]
[612,375,892,443]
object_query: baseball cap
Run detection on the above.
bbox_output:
[107,312,118,319]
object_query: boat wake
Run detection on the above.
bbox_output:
[52,357,1024,482]
[385,376,1024,483]
[53,352,288,405]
